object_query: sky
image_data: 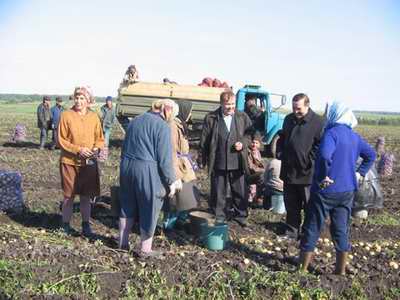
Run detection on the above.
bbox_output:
[0,0,399,112]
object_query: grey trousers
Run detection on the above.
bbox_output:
[39,128,49,147]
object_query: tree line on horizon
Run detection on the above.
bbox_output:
[0,93,107,104]
[1,93,399,126]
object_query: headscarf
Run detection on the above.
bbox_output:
[151,99,176,122]
[177,100,193,136]
[74,86,95,104]
[325,101,358,129]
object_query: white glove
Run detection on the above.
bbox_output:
[168,183,176,198]
[174,179,183,191]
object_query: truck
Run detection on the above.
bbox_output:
[116,82,286,156]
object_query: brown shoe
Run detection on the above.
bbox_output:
[298,251,313,272]
[334,252,348,275]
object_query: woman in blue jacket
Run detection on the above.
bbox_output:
[298,101,376,275]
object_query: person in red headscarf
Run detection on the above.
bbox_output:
[57,86,104,237]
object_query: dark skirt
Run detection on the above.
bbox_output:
[60,163,100,198]
[175,181,199,211]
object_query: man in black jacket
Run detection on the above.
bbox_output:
[200,90,253,225]
[277,93,324,238]
[36,96,52,149]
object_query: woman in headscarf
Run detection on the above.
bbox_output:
[298,101,376,275]
[58,86,104,237]
[118,99,178,257]
[164,100,199,227]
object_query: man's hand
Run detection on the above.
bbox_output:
[319,176,334,189]
[234,142,243,151]
[356,172,364,185]
[79,147,94,158]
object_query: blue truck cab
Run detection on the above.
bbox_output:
[236,85,286,155]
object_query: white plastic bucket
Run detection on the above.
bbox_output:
[271,194,286,214]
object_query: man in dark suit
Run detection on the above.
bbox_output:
[200,90,253,226]
[277,93,324,239]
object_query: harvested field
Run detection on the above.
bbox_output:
[0,103,399,299]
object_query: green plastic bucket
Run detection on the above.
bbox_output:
[200,223,228,251]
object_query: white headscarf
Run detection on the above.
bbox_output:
[326,101,358,129]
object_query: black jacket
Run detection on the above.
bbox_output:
[277,109,324,185]
[37,103,51,129]
[200,108,253,175]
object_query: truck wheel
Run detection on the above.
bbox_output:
[270,134,280,158]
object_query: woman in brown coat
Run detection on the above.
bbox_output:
[58,86,104,236]
[164,101,199,227]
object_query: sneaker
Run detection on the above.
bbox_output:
[82,222,93,238]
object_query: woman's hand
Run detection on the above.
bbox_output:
[79,147,93,158]
[319,176,334,189]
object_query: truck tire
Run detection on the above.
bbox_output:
[269,134,280,158]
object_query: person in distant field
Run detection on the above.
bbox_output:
[58,86,104,237]
[246,133,265,207]
[276,93,324,239]
[37,96,52,149]
[50,96,64,150]
[118,99,180,257]
[100,96,117,147]
[299,101,376,275]
[199,90,253,226]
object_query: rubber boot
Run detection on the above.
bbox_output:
[334,252,348,275]
[298,251,313,272]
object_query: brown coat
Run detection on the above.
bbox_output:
[247,148,264,174]
[171,119,196,182]
[58,109,104,166]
